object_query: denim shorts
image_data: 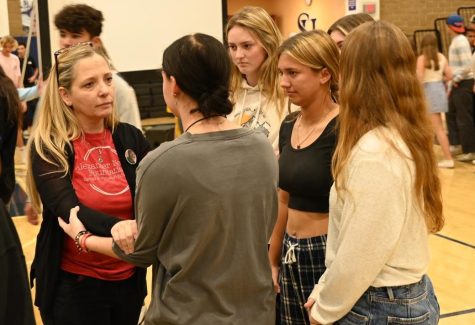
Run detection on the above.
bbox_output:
[336,275,439,324]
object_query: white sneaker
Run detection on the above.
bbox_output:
[455,152,475,161]
[450,145,462,155]
[438,159,454,168]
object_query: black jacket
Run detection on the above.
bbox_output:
[30,123,151,315]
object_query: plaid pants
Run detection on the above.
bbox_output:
[279,233,327,325]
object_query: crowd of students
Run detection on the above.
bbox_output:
[3,3,473,325]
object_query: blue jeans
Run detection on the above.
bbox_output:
[336,275,439,324]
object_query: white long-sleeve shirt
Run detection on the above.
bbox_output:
[17,85,38,102]
[113,73,142,130]
[309,127,430,324]
[228,81,285,151]
[448,34,474,83]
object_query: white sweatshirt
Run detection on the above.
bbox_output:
[309,127,430,324]
[228,81,285,150]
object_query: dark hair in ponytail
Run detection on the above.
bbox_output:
[162,33,233,117]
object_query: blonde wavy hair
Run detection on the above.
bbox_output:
[277,30,340,103]
[0,35,18,50]
[226,6,285,114]
[333,21,444,233]
[26,44,118,212]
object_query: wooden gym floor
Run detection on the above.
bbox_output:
[11,146,475,325]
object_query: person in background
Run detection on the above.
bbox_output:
[53,3,142,130]
[468,14,475,53]
[304,21,442,325]
[20,0,33,33]
[445,14,475,162]
[26,43,150,325]
[416,33,454,168]
[269,30,339,325]
[0,35,21,87]
[327,13,374,50]
[0,65,35,325]
[466,26,475,84]
[17,42,39,130]
[466,27,475,54]
[226,6,287,150]
[59,33,279,325]
[17,42,38,87]
[0,36,26,151]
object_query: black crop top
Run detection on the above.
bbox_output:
[278,115,337,213]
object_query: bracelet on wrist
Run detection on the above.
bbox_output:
[74,230,90,253]
[80,232,92,253]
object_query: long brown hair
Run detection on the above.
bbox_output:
[333,21,443,233]
[420,34,440,70]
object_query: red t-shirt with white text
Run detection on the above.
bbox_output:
[61,130,135,280]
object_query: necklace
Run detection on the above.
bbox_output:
[295,114,316,149]
[83,130,108,163]
[185,114,225,133]
[98,147,104,164]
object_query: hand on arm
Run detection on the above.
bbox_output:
[32,147,123,236]
[111,220,138,255]
[58,206,86,239]
[58,206,120,258]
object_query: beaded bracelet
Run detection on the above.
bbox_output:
[80,232,92,253]
[74,230,90,253]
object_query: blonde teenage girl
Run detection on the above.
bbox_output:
[269,30,340,325]
[226,6,286,149]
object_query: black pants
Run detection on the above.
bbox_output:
[41,270,144,325]
[447,79,475,153]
